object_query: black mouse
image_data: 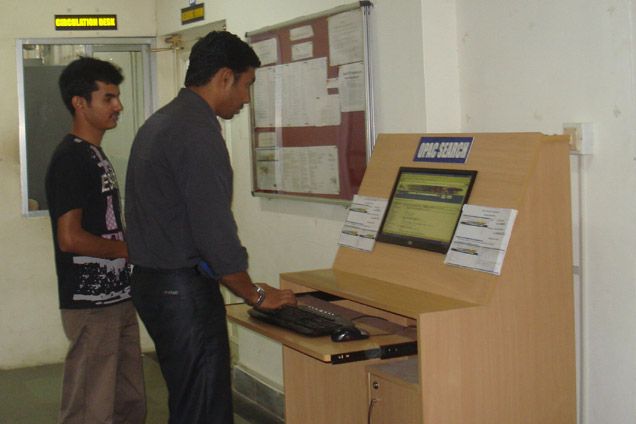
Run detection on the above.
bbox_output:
[330,326,369,342]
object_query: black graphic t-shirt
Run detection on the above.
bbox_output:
[46,134,131,309]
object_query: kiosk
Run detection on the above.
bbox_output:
[228,132,576,423]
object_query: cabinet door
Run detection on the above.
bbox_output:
[368,373,421,424]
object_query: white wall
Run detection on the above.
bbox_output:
[455,0,636,422]
[3,0,635,422]
[0,0,156,368]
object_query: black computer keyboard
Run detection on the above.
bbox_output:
[248,304,352,337]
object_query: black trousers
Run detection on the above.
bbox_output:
[131,267,233,424]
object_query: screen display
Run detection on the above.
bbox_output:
[376,167,477,253]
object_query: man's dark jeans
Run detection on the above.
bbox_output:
[131,267,233,424]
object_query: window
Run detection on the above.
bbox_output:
[16,38,155,216]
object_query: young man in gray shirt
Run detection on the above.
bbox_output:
[125,31,296,423]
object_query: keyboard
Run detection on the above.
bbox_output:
[248,304,351,337]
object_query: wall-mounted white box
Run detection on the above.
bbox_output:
[563,122,594,155]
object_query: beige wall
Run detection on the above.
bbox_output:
[156,1,636,421]
[2,0,636,422]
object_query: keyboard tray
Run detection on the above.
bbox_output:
[228,293,418,363]
[248,304,353,337]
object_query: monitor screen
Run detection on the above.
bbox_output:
[376,167,477,253]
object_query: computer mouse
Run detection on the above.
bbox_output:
[330,326,369,342]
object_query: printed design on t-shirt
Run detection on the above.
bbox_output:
[72,231,131,305]
[105,195,118,231]
[68,142,129,306]
[88,144,119,194]
[87,144,120,232]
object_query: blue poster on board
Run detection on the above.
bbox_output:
[413,137,473,163]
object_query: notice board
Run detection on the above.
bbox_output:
[247,2,374,203]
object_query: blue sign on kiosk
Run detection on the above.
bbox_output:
[413,136,473,163]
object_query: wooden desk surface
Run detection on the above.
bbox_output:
[280,268,476,319]
[226,301,417,364]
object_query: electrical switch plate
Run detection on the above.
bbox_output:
[563,122,594,155]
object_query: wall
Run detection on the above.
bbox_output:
[3,0,634,422]
[455,0,636,422]
[0,0,156,368]
[159,0,636,421]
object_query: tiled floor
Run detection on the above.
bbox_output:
[0,354,281,424]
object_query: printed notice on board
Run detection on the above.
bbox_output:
[289,25,314,41]
[281,146,340,194]
[339,62,365,112]
[339,195,388,251]
[252,58,330,128]
[444,205,518,275]
[255,145,340,194]
[328,9,363,66]
[251,38,278,65]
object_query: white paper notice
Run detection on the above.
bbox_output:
[291,41,314,61]
[444,205,518,275]
[280,58,328,127]
[257,132,277,148]
[328,9,363,66]
[315,95,341,127]
[253,66,276,127]
[256,161,280,191]
[339,62,365,112]
[253,58,332,128]
[289,25,314,41]
[250,38,278,66]
[280,146,339,194]
[255,147,281,191]
[339,195,389,251]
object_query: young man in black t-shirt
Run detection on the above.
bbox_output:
[45,57,145,424]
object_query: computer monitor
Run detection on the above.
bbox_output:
[376,167,477,253]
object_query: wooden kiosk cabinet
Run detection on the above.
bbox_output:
[227,133,576,424]
[367,357,421,423]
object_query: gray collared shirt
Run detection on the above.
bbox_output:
[125,88,248,275]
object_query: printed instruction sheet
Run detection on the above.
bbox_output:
[444,204,518,275]
[339,195,389,251]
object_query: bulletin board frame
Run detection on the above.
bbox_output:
[246,1,375,204]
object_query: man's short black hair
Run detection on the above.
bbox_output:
[185,31,261,87]
[59,57,124,115]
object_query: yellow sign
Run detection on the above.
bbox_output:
[181,4,204,25]
[55,15,118,30]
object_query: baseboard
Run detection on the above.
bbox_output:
[232,364,285,423]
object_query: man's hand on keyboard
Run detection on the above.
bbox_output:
[218,271,296,310]
[256,284,297,311]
